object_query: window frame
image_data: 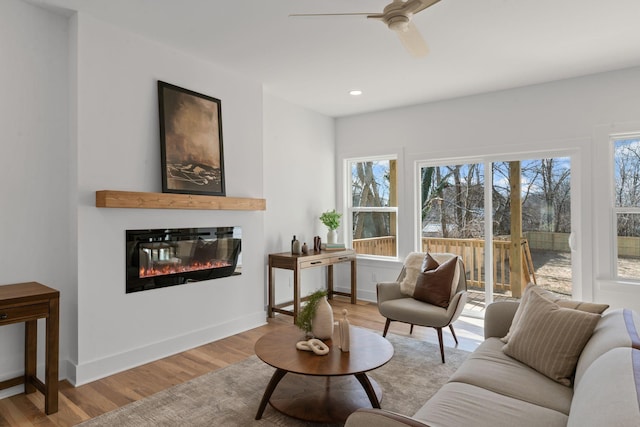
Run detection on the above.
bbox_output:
[345,154,399,260]
[611,132,640,282]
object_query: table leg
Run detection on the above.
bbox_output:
[24,320,37,395]
[255,368,288,420]
[293,267,301,322]
[268,260,275,318]
[45,296,59,414]
[350,258,357,304]
[327,264,334,300]
[354,373,381,408]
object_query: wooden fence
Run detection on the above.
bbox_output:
[351,236,396,257]
[353,236,535,292]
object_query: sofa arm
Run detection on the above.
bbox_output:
[377,282,405,304]
[345,409,431,427]
[484,300,520,339]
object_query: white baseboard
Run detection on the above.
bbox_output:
[68,311,267,386]
[0,382,22,400]
[334,285,376,304]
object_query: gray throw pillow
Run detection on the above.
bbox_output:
[502,290,601,386]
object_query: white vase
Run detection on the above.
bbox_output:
[326,229,337,244]
[338,309,350,352]
[311,296,334,339]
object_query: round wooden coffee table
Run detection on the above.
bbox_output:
[254,325,394,423]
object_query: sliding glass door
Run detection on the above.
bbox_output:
[419,155,572,313]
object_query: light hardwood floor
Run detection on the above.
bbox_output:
[0,297,484,427]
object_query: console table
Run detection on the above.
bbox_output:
[268,249,357,322]
[0,282,59,414]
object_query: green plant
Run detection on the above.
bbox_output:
[319,209,342,230]
[295,289,328,334]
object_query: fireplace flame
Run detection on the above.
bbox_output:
[139,260,232,278]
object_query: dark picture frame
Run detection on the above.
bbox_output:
[158,81,226,196]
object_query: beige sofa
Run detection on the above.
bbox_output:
[346,299,640,427]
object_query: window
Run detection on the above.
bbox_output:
[418,156,573,309]
[613,135,640,280]
[347,156,398,258]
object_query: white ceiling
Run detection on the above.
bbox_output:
[29,0,640,117]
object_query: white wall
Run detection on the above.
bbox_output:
[0,0,73,398]
[0,2,338,394]
[71,13,268,384]
[262,92,337,303]
[336,67,640,312]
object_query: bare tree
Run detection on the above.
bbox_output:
[352,161,390,239]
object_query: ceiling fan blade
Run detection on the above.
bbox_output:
[402,0,442,15]
[394,21,429,57]
[289,13,373,17]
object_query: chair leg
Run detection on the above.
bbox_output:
[409,324,414,334]
[436,327,445,363]
[449,324,459,345]
[383,318,391,337]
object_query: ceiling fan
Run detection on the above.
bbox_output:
[290,0,442,58]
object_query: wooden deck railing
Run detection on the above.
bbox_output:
[351,236,396,257]
[352,236,535,292]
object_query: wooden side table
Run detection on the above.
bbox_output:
[0,282,60,414]
[268,249,357,322]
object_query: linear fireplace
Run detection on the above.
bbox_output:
[126,226,241,293]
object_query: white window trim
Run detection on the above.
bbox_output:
[610,132,640,282]
[345,154,399,260]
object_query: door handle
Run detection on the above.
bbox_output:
[568,232,577,251]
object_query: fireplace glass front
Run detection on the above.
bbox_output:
[126,226,241,293]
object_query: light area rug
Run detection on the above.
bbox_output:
[78,333,469,426]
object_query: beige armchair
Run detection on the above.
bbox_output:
[377,252,467,363]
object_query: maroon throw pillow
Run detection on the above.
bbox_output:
[413,256,458,307]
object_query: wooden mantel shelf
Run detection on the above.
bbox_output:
[95,190,266,211]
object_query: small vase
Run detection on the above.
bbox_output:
[326,229,337,244]
[311,296,334,339]
[338,309,350,352]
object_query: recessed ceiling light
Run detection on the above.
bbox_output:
[349,90,363,96]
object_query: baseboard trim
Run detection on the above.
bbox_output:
[334,285,376,304]
[69,311,266,386]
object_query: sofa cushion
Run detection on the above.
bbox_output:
[413,382,568,427]
[449,337,573,414]
[568,347,640,427]
[379,297,451,326]
[501,283,609,343]
[574,308,640,387]
[413,255,458,307]
[502,290,601,386]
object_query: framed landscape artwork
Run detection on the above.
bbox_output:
[158,81,226,196]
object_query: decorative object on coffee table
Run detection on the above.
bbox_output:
[295,338,330,355]
[337,309,351,352]
[319,209,342,244]
[294,289,328,336]
[311,294,334,339]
